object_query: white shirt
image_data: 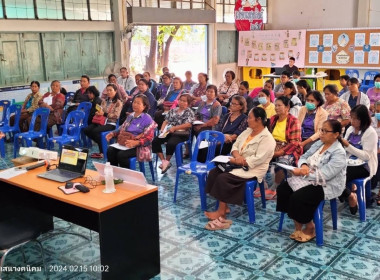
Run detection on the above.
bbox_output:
[117,76,136,93]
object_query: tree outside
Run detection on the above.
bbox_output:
[130,25,207,81]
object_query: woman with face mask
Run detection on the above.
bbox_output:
[365,74,380,113]
[298,91,328,152]
[371,100,380,206]
[257,89,276,118]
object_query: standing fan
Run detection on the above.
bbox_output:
[103,61,123,83]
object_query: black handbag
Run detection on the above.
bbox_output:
[216,162,248,172]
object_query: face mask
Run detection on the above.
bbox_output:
[375,82,380,89]
[375,113,380,120]
[305,102,316,110]
[258,97,267,105]
[293,78,299,83]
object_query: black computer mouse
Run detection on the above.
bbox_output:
[75,184,90,193]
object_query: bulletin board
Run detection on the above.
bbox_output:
[238,30,306,67]
[305,28,380,69]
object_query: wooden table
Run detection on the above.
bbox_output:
[0,166,160,279]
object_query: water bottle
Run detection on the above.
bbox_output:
[103,162,116,193]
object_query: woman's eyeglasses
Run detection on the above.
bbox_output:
[83,175,102,189]
[319,128,334,134]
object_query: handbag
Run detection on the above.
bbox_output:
[92,115,107,125]
[216,163,248,172]
[117,130,135,146]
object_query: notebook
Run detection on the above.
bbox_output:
[38,145,89,183]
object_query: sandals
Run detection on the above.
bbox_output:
[265,189,277,200]
[253,189,261,198]
[295,231,316,243]
[161,162,172,174]
[90,153,104,159]
[348,187,358,215]
[205,218,232,231]
[289,230,301,240]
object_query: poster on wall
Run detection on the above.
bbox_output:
[234,0,263,31]
[238,30,306,67]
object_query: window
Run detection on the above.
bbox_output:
[5,0,35,19]
[64,0,89,20]
[216,0,267,23]
[36,0,63,19]
[89,0,111,21]
[0,4,3,18]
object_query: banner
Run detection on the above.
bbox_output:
[234,0,263,31]
[238,30,306,67]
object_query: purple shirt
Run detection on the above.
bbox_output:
[301,112,316,140]
[366,87,380,105]
[122,113,153,136]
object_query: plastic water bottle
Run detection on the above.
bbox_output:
[103,162,116,193]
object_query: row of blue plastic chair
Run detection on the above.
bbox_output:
[345,69,379,92]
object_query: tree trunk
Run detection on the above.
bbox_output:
[157,28,164,71]
[146,25,157,73]
[162,25,180,68]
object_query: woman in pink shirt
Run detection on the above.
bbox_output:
[249,79,275,102]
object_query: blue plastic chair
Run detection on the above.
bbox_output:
[99,119,120,162]
[245,180,266,223]
[129,157,155,182]
[13,108,50,158]
[47,110,85,150]
[0,104,22,140]
[345,69,359,78]
[348,177,371,222]
[173,130,225,211]
[360,71,379,93]
[0,137,4,158]
[278,199,338,246]
[74,102,92,146]
[0,100,11,126]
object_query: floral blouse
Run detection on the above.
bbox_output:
[217,81,239,97]
[323,98,351,122]
[165,107,195,130]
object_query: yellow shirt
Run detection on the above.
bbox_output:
[272,118,287,142]
[258,103,276,118]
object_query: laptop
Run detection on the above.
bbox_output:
[93,162,148,188]
[274,67,284,75]
[38,145,89,183]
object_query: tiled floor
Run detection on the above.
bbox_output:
[0,141,379,280]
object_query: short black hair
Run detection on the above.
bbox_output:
[306,90,325,107]
[81,75,90,82]
[108,74,117,81]
[259,88,270,97]
[292,70,301,76]
[134,94,150,113]
[349,77,359,85]
[284,81,297,96]
[206,84,218,95]
[281,71,291,78]
[199,72,209,82]
[323,84,339,95]
[276,96,292,108]
[296,80,311,92]
[240,81,249,89]
[87,85,100,97]
[225,71,236,80]
[351,104,371,132]
[374,74,380,81]
[340,75,350,81]
[30,81,40,88]
[250,107,267,127]
[138,78,149,86]
[289,57,295,61]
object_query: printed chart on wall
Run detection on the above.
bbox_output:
[305,28,380,69]
[238,30,306,67]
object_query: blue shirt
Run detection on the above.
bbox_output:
[302,112,316,140]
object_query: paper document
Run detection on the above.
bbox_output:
[211,155,231,163]
[158,125,171,138]
[110,143,131,151]
[0,168,27,179]
[275,162,296,171]
[193,120,204,125]
[43,96,53,105]
[199,141,209,149]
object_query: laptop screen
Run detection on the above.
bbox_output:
[59,145,88,175]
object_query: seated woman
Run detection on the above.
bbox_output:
[84,84,123,159]
[143,71,158,97]
[184,70,196,91]
[122,78,157,120]
[154,77,186,129]
[269,96,302,188]
[36,80,65,131]
[226,81,254,114]
[67,75,91,114]
[257,89,276,118]
[193,85,222,137]
[371,101,380,206]
[340,77,370,110]
[296,79,311,105]
[276,119,347,242]
[152,94,195,174]
[87,86,102,124]
[10,81,43,132]
[217,71,239,106]
[339,104,378,214]
[190,73,209,107]
[249,79,275,103]
[155,73,172,101]
[203,107,276,230]
[100,74,128,103]
[366,74,380,112]
[298,90,328,152]
[322,84,351,129]
[106,94,156,168]
[283,81,302,117]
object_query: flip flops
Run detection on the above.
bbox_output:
[253,189,261,198]
[161,162,172,174]
[205,218,232,231]
[295,231,316,243]
[90,153,104,159]
[265,189,277,200]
